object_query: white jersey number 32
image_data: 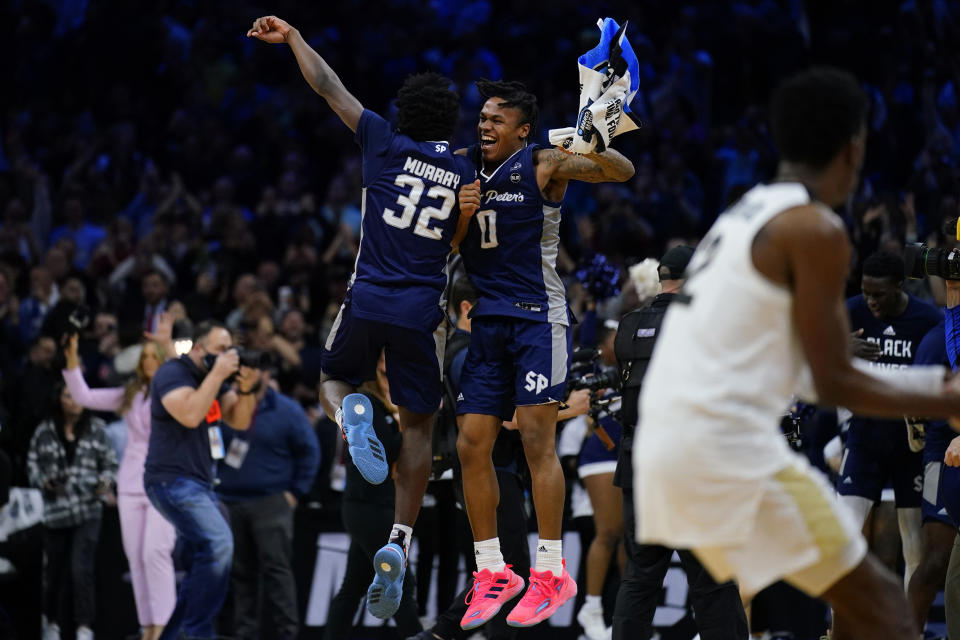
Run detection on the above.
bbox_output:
[382,173,455,240]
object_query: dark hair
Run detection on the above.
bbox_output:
[141,267,169,284]
[193,319,228,343]
[49,379,92,441]
[770,67,868,169]
[476,78,539,138]
[862,250,905,283]
[450,276,478,314]
[395,72,460,142]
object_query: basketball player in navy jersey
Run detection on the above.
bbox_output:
[248,16,474,619]
[839,251,942,570]
[452,79,634,629]
[906,316,954,632]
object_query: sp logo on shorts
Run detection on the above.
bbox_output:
[524,371,549,395]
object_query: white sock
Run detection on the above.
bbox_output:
[335,407,344,430]
[584,594,602,610]
[535,539,563,575]
[389,524,414,557]
[474,537,506,573]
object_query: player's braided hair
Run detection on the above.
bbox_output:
[476,78,539,139]
[770,66,867,170]
[395,72,460,142]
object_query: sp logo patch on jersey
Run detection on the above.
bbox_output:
[435,144,447,153]
[524,371,549,395]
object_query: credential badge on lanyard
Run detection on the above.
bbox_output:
[206,400,225,460]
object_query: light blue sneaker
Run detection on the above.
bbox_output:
[341,393,388,484]
[367,542,406,619]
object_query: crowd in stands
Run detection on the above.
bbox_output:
[2,0,960,637]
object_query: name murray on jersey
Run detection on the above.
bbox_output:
[403,157,461,189]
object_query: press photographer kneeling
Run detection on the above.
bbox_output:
[143,320,259,640]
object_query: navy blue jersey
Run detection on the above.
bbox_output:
[350,110,474,331]
[459,144,569,326]
[915,321,952,459]
[846,294,943,370]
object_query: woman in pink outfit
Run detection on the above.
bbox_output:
[63,325,177,640]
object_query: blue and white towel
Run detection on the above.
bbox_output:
[549,18,642,154]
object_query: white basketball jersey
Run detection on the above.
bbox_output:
[635,182,815,546]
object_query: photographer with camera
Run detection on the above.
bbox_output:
[216,359,319,640]
[900,227,960,634]
[143,320,259,640]
[560,324,624,640]
[611,246,747,640]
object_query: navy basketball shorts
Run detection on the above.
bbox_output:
[922,433,960,527]
[837,419,922,509]
[321,298,445,415]
[578,418,622,479]
[457,316,572,421]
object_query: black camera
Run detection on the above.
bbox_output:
[904,217,960,280]
[567,348,621,393]
[202,347,272,376]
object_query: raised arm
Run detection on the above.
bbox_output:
[247,16,363,132]
[62,334,124,412]
[786,206,959,417]
[536,147,635,185]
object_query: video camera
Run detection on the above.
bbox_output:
[905,217,960,280]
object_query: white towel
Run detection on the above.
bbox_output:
[549,17,642,154]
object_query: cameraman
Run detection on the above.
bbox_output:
[144,321,259,640]
[217,360,319,640]
[612,246,747,640]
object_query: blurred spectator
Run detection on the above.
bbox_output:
[19,266,58,343]
[274,308,323,407]
[27,381,118,640]
[48,196,105,270]
[139,268,174,334]
[4,336,59,483]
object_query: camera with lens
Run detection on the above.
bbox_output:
[565,347,622,424]
[567,347,621,394]
[904,217,960,280]
[202,347,272,380]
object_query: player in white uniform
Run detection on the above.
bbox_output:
[635,67,960,639]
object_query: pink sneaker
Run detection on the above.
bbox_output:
[506,561,577,627]
[460,565,525,630]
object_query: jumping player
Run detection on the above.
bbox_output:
[454,79,634,629]
[248,16,473,619]
[634,66,960,640]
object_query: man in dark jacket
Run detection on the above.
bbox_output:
[217,364,320,640]
[612,245,747,640]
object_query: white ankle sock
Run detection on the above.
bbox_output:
[389,524,413,557]
[535,538,563,575]
[474,537,506,572]
[584,594,602,610]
